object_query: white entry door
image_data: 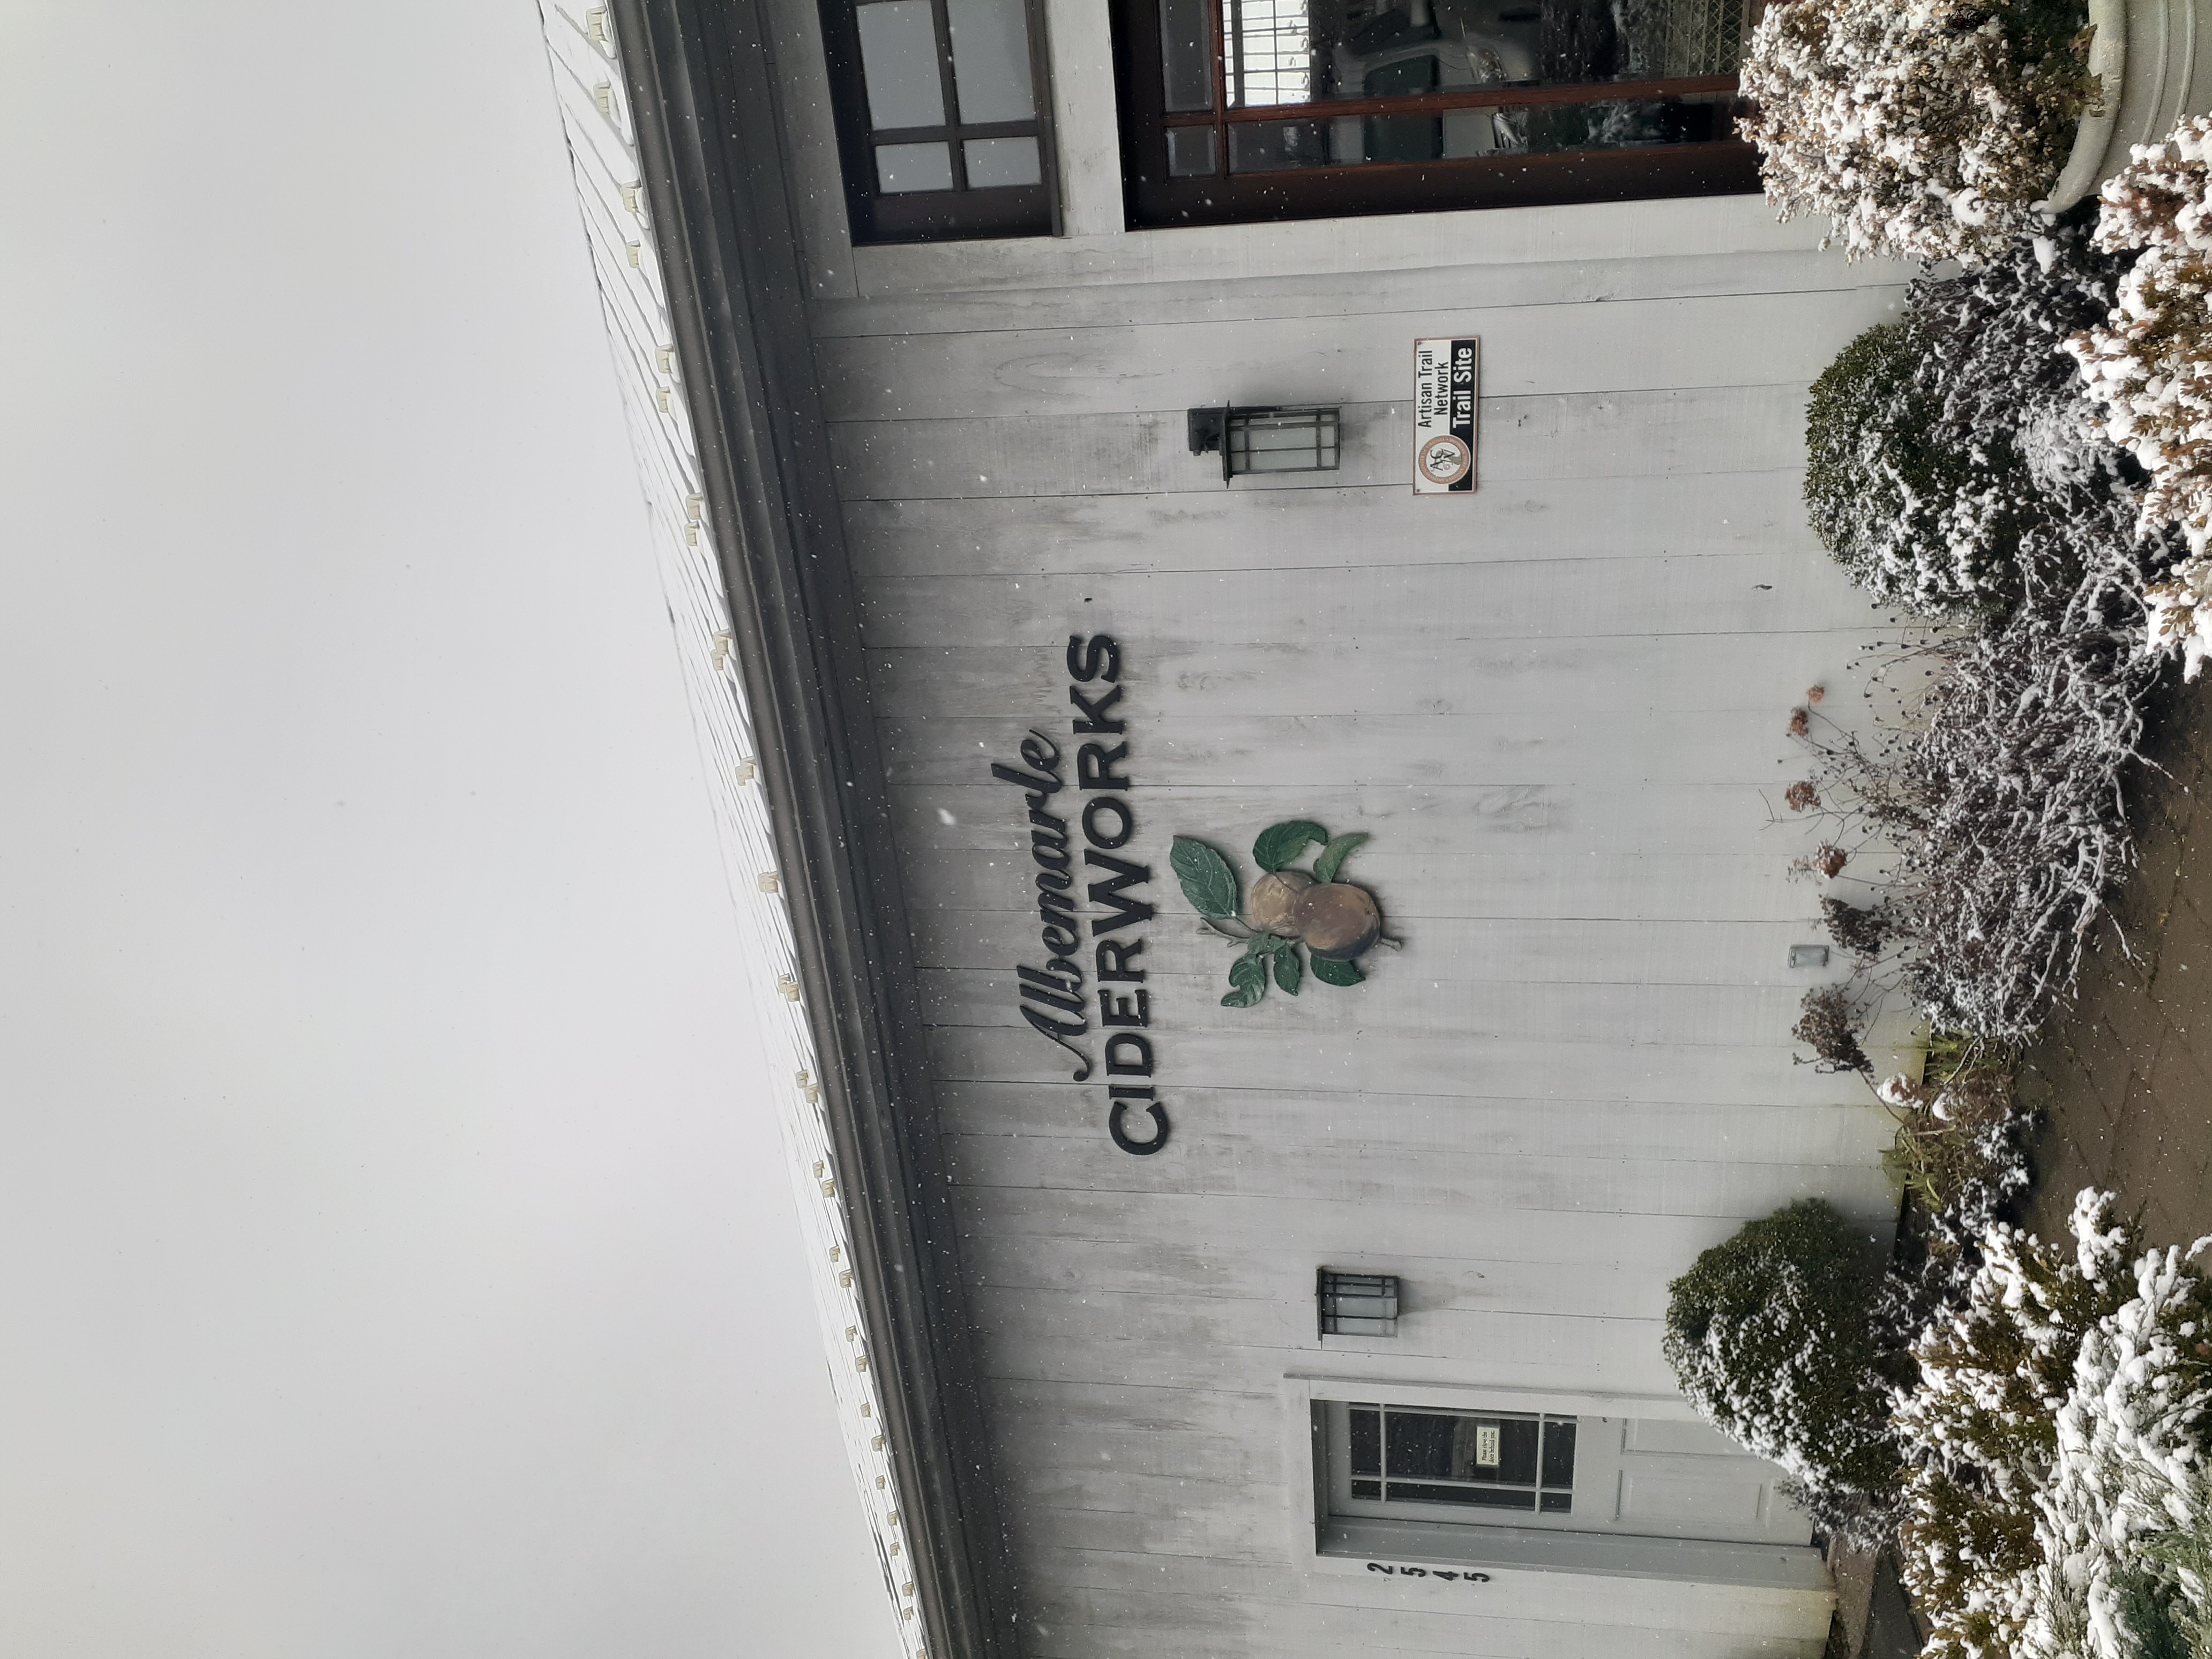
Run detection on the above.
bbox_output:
[1323,1401,1808,1546]
[1570,1416,1809,1545]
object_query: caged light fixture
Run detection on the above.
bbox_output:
[1317,1268,1400,1339]
[1187,405,1342,484]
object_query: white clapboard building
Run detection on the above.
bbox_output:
[536,1,1910,1653]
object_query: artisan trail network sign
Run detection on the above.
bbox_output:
[1413,336,1479,495]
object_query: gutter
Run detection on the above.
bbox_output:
[534,5,1017,1657]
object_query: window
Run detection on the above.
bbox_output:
[1111,0,1762,227]
[1325,1402,1579,1519]
[819,0,1058,243]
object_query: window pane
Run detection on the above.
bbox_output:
[1384,1411,1539,1484]
[857,0,946,129]
[1542,1417,1576,1490]
[1351,1478,1382,1499]
[1540,1489,1574,1513]
[963,136,1042,185]
[1210,0,1751,114]
[948,0,1037,122]
[1225,0,1313,106]
[1227,117,1333,171]
[876,141,955,191]
[1387,1481,1537,1509]
[1158,0,1215,111]
[1167,126,1219,175]
[1348,1406,1381,1477]
[1226,93,1724,171]
[1228,408,1339,474]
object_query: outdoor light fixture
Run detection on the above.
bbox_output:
[1317,1268,1400,1338]
[1188,405,1342,483]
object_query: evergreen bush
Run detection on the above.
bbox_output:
[1806,323,2023,614]
[1663,1200,1902,1511]
[1804,221,2137,617]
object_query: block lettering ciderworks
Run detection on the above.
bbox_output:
[988,634,1167,1155]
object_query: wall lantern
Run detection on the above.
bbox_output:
[1187,405,1342,483]
[1317,1268,1400,1339]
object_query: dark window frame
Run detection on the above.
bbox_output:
[1110,0,1761,228]
[818,0,1063,243]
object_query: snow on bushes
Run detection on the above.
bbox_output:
[1805,222,2136,615]
[1738,0,2096,263]
[1896,1191,2143,1659]
[1793,214,2179,1041]
[1798,515,2160,1041]
[2024,1239,2212,1659]
[2070,117,2212,676]
[1878,1058,2029,1304]
[1893,1192,2212,1659]
[1663,1200,1902,1523]
[1805,322,2030,612]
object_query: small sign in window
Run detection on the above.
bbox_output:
[1473,1423,1502,1468]
[1412,337,1479,495]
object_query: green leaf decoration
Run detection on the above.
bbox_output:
[1223,950,1269,1008]
[1274,945,1303,996]
[1312,832,1369,885]
[1171,835,1240,920]
[1252,819,1328,873]
[1311,954,1365,988]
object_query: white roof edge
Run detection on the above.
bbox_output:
[533,7,921,1653]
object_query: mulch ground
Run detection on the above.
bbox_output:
[2018,670,2212,1246]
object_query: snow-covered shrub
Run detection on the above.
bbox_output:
[1879,1060,2029,1283]
[2145,556,2212,680]
[1897,1191,2146,1659]
[1895,1192,2212,1659]
[2072,118,2212,563]
[1913,219,2141,501]
[2019,1238,2212,1659]
[1806,323,2030,612]
[1664,1201,1902,1512]
[1799,502,2165,1040]
[1739,0,2096,263]
[1805,222,2135,615]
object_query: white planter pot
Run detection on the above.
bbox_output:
[2047,0,2212,209]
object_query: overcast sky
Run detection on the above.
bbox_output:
[0,5,896,1654]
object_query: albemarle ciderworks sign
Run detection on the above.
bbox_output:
[989,635,1167,1156]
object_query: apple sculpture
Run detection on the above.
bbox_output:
[1170,819,1391,1007]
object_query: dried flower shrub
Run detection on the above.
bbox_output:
[1803,513,2159,1041]
[1739,0,2095,264]
[1822,895,1894,959]
[1787,780,1822,812]
[1795,983,1874,1074]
